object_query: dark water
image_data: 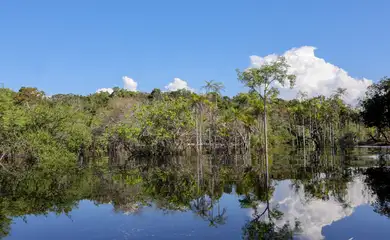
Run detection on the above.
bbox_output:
[2,148,390,239]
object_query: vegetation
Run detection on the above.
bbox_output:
[1,75,381,169]
[2,67,390,238]
[361,77,390,144]
[237,56,296,175]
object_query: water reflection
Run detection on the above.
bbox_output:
[365,166,390,217]
[1,148,390,239]
[254,176,373,239]
[242,172,302,240]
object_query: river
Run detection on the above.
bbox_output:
[1,147,390,239]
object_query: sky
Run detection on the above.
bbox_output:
[1,0,389,103]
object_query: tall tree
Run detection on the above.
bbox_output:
[237,57,296,172]
[202,80,225,108]
[202,80,225,147]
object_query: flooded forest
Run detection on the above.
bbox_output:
[1,60,390,239]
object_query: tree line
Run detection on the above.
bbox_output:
[0,58,386,168]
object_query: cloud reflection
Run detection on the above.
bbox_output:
[252,176,374,239]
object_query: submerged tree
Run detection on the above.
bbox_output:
[237,57,296,171]
[201,80,225,148]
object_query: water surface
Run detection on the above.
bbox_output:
[2,148,390,239]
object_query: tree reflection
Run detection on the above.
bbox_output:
[364,161,390,217]
[241,168,301,239]
[288,149,353,205]
[0,155,239,236]
[189,154,229,227]
[0,214,11,239]
[190,196,227,227]
[242,208,300,240]
[0,149,384,238]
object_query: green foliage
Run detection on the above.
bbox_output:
[0,77,377,169]
[361,77,390,142]
[108,96,195,152]
[236,57,296,100]
[0,88,91,168]
[149,88,162,101]
[14,87,45,105]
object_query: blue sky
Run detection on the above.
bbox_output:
[1,0,389,98]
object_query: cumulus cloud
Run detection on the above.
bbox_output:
[96,76,138,94]
[249,46,372,105]
[96,88,113,94]
[122,76,138,91]
[164,78,194,92]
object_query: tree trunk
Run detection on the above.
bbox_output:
[303,117,305,148]
[323,123,326,147]
[295,114,299,147]
[263,94,268,181]
[289,121,294,148]
[196,112,199,152]
[200,110,203,151]
[258,114,263,147]
[248,132,251,151]
[309,111,312,137]
[209,128,212,146]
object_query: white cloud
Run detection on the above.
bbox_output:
[249,46,372,105]
[96,88,113,94]
[122,76,138,91]
[164,78,194,92]
[95,76,137,94]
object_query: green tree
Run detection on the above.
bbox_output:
[14,87,45,105]
[202,80,225,108]
[361,77,390,143]
[149,88,162,101]
[237,57,296,171]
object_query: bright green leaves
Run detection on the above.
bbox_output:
[0,88,92,168]
[361,77,390,136]
[237,56,296,99]
[107,97,195,151]
[24,130,77,169]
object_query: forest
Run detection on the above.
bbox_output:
[1,59,390,239]
[0,57,388,170]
